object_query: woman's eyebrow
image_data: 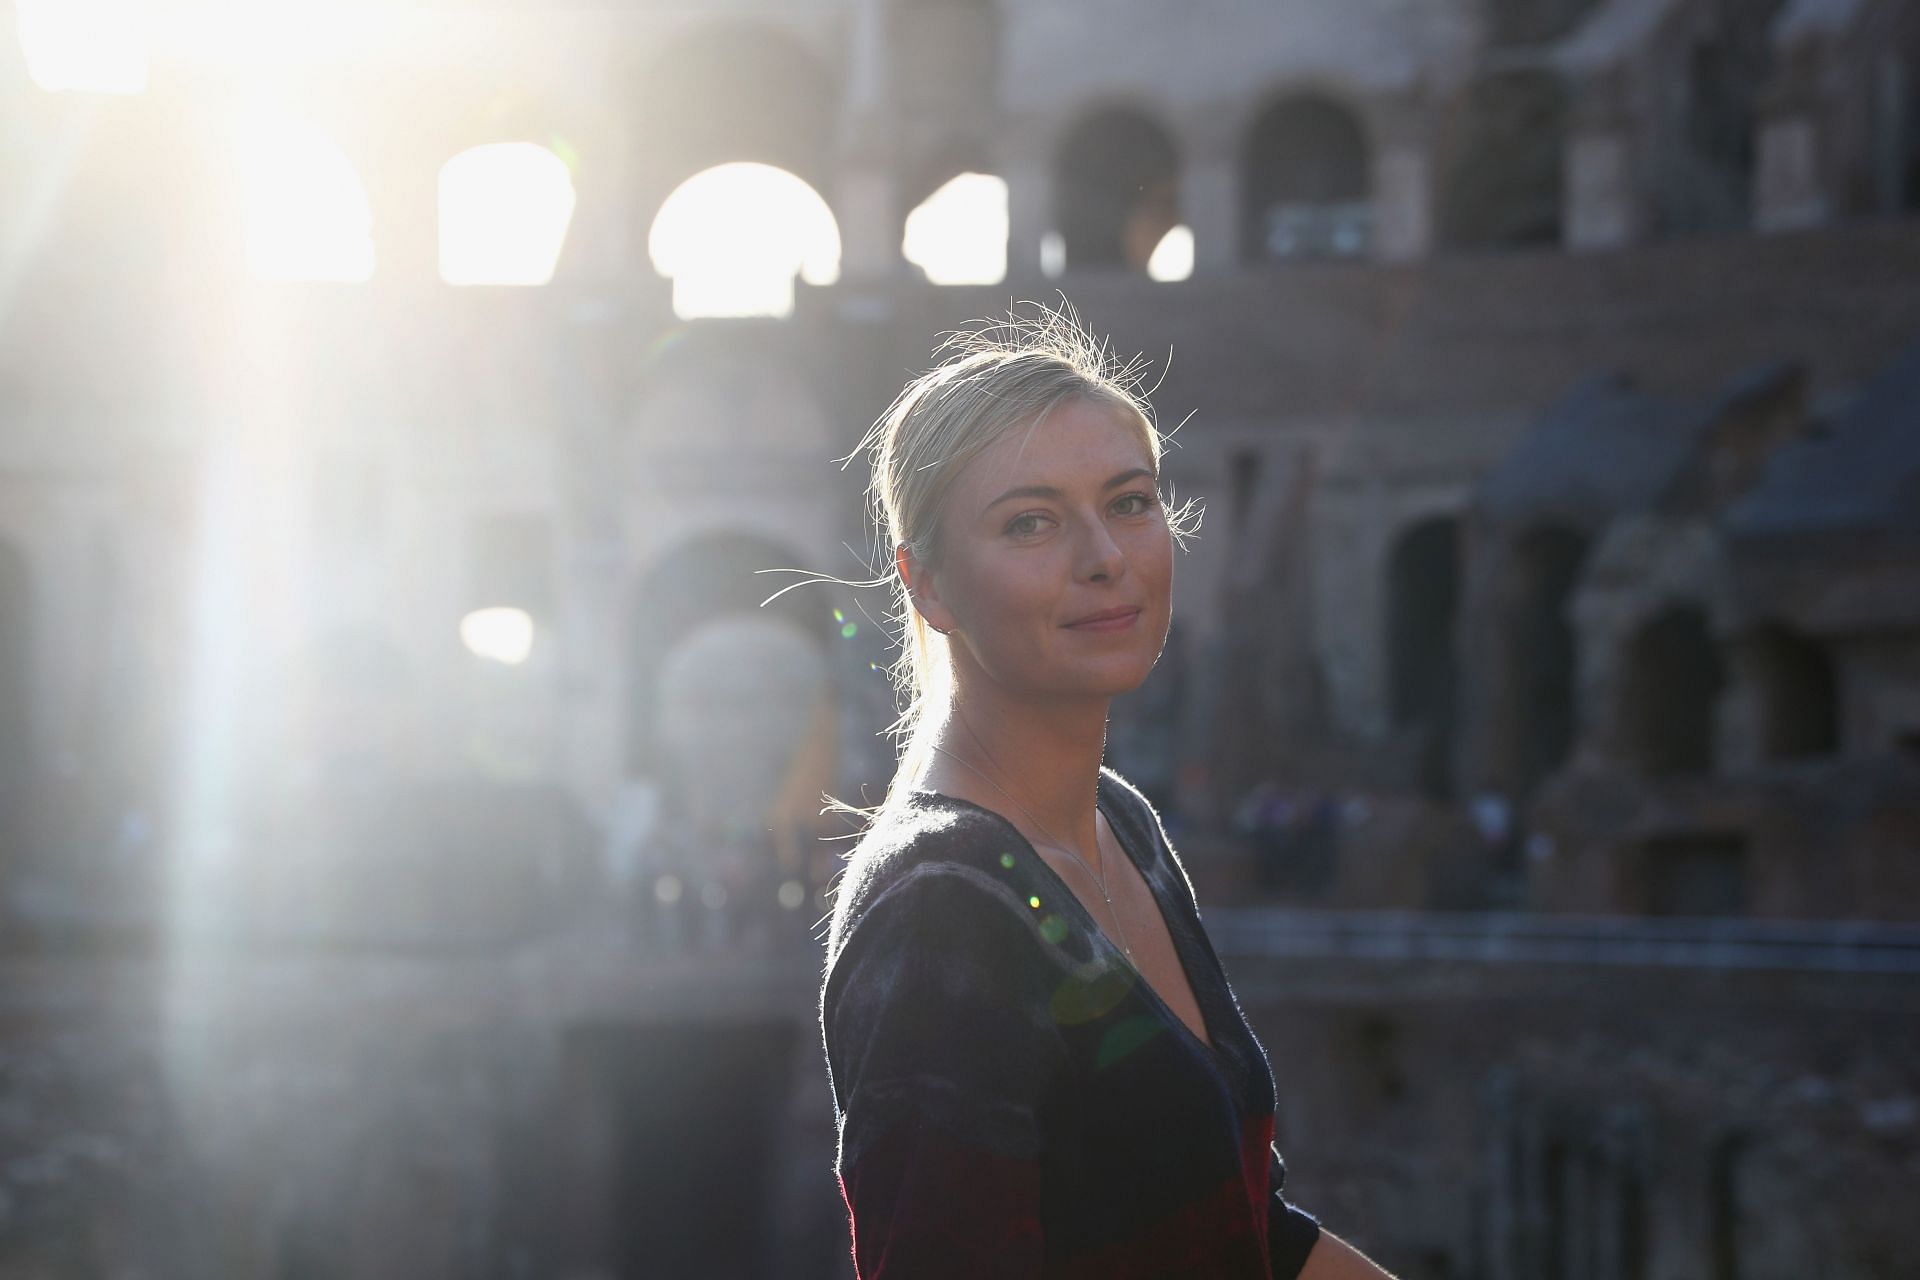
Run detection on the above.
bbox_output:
[981,467,1157,515]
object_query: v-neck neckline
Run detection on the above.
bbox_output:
[908,781,1225,1065]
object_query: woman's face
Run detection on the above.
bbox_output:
[908,396,1174,702]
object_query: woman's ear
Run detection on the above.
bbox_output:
[896,543,957,636]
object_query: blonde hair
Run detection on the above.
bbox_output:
[846,304,1198,820]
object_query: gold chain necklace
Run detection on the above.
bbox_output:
[928,740,1135,960]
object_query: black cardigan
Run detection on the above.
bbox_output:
[819,768,1322,1278]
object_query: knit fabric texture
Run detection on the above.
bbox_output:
[820,768,1322,1278]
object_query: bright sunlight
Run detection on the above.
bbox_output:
[459,608,534,666]
[902,173,1007,285]
[15,0,148,93]
[1147,225,1195,281]
[648,163,841,320]
[439,143,577,286]
[237,115,375,283]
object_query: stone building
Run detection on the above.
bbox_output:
[1,1,1918,1276]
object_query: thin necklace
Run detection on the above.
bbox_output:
[928,740,1135,961]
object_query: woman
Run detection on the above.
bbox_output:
[818,313,1394,1279]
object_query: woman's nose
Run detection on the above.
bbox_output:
[1076,517,1126,583]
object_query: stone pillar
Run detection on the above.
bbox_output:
[834,160,901,282]
[832,0,903,283]
[1754,41,1831,232]
[1564,68,1642,252]
[1368,90,1434,263]
[1171,103,1241,272]
[1000,124,1054,280]
[1183,158,1239,271]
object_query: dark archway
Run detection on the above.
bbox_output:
[1486,0,1603,47]
[1054,107,1181,272]
[1639,830,1749,916]
[1386,517,1461,799]
[624,532,834,779]
[1506,526,1587,796]
[1241,95,1372,262]
[1621,605,1725,777]
[1746,624,1838,760]
[0,540,30,896]
[1905,47,1920,213]
[1439,72,1567,250]
[1662,0,1787,235]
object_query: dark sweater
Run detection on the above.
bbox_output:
[819,768,1322,1278]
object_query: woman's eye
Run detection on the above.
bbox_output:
[1113,492,1157,516]
[1006,513,1047,536]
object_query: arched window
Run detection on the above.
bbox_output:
[1439,72,1567,250]
[1664,0,1787,234]
[1745,624,1838,760]
[1507,525,1587,795]
[1621,605,1724,776]
[902,172,1008,285]
[1241,95,1372,262]
[1386,517,1461,798]
[647,164,841,319]
[1053,108,1181,273]
[437,143,576,286]
[236,116,375,282]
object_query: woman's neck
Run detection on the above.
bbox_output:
[925,676,1110,863]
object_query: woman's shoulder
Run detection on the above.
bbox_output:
[822,791,1035,973]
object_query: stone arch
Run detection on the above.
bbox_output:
[1052,105,1182,272]
[1505,525,1588,796]
[629,22,841,231]
[885,0,999,117]
[623,532,836,817]
[0,538,31,892]
[1744,623,1838,760]
[1439,71,1567,250]
[1385,516,1461,799]
[1240,93,1373,262]
[1620,604,1725,777]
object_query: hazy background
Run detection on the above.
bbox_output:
[2,1,1919,1277]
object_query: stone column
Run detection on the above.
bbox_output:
[834,159,901,283]
[1754,39,1832,233]
[999,119,1054,280]
[833,0,903,283]
[1171,101,1241,272]
[1564,67,1642,252]
[1368,89,1434,263]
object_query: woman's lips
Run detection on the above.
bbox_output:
[1063,607,1142,632]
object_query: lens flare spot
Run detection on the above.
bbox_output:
[654,874,683,905]
[1096,1015,1167,1069]
[1028,895,1041,910]
[1051,965,1136,1027]
[778,879,806,911]
[999,852,1016,869]
[459,607,534,665]
[840,622,858,639]
[1039,914,1070,945]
